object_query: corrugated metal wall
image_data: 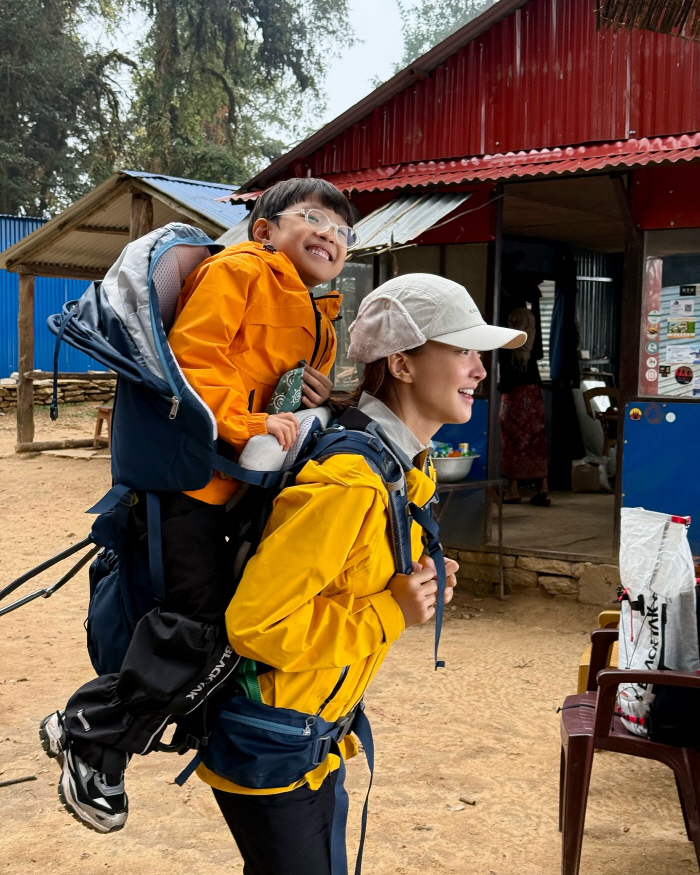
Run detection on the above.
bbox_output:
[1,216,102,377]
[304,0,700,176]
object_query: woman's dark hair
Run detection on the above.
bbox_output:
[247,178,354,239]
[328,346,425,416]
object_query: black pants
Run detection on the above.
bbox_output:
[213,773,337,875]
[65,493,234,775]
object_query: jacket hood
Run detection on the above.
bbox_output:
[219,242,343,319]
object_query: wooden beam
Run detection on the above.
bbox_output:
[16,438,107,453]
[76,224,130,235]
[24,371,116,381]
[14,263,108,281]
[17,274,35,445]
[130,193,154,240]
[486,184,503,484]
[610,174,642,247]
[3,177,130,273]
[611,173,644,553]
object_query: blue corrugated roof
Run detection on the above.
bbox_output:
[1,216,100,376]
[121,171,246,229]
[0,215,46,251]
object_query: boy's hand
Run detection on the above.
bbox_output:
[266,413,300,451]
[301,366,333,408]
[388,557,458,628]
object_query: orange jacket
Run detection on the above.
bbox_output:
[168,242,341,504]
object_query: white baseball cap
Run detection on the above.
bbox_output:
[347,273,527,363]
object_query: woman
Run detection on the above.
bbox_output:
[200,273,525,874]
[499,302,550,506]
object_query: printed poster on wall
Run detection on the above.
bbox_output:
[640,257,700,397]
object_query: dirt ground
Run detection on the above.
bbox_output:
[1,405,697,875]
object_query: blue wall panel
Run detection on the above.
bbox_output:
[622,401,700,556]
[1,216,106,377]
[433,398,488,480]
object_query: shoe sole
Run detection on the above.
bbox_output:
[57,753,127,834]
[39,713,65,761]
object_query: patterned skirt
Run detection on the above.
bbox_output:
[499,384,548,481]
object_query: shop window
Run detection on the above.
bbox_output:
[314,260,374,391]
[639,229,700,398]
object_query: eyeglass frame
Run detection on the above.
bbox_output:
[274,208,361,249]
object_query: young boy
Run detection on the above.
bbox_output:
[40,178,358,833]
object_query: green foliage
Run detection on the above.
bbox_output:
[124,0,344,183]
[395,0,495,71]
[0,0,126,215]
[1,0,351,215]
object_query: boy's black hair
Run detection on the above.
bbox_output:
[247,178,354,239]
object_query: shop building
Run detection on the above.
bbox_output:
[228,0,700,567]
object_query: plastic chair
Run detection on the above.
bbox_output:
[560,629,700,875]
[577,610,620,693]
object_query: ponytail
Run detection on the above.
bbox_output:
[327,344,426,416]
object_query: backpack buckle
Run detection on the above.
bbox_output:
[312,735,332,764]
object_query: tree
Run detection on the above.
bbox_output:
[395,0,496,71]
[1,0,352,215]
[124,0,352,183]
[0,0,128,215]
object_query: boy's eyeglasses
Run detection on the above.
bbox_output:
[275,208,361,249]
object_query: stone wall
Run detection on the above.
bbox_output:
[0,377,115,411]
[445,547,620,607]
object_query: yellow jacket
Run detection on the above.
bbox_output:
[168,242,340,505]
[197,451,436,794]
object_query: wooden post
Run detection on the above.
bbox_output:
[130,192,154,241]
[485,184,503,484]
[16,273,36,446]
[611,174,644,552]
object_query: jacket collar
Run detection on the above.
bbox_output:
[222,242,343,317]
[357,392,428,463]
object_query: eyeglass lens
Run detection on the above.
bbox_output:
[306,209,359,248]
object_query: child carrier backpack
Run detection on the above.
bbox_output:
[0,221,447,706]
[616,507,700,746]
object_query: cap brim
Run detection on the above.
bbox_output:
[431,324,527,351]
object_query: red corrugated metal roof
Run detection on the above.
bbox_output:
[239,0,700,194]
[226,133,700,202]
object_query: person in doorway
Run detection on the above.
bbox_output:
[202,274,526,874]
[499,302,550,506]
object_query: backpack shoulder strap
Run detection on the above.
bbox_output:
[309,410,447,669]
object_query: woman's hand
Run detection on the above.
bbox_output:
[301,365,333,408]
[266,412,300,450]
[388,556,459,628]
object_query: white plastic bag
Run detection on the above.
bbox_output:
[616,508,696,736]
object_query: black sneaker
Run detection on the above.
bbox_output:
[39,711,67,761]
[58,746,128,833]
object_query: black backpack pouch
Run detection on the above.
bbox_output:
[647,685,700,747]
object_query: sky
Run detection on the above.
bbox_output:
[319,0,405,126]
[84,0,407,133]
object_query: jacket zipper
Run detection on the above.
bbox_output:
[318,327,330,368]
[222,712,316,737]
[308,293,322,367]
[317,666,350,716]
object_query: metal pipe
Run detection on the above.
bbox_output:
[0,536,93,603]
